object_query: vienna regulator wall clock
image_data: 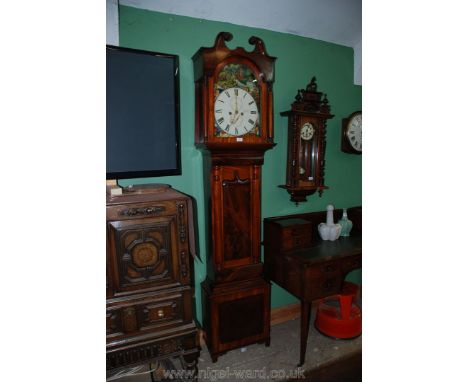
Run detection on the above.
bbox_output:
[279,77,334,204]
[341,111,362,154]
[192,32,276,362]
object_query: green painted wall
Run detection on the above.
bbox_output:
[118,6,362,324]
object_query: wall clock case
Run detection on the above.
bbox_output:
[193,32,276,362]
[279,77,334,204]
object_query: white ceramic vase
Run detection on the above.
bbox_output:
[318,204,342,241]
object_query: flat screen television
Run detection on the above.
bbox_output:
[106,45,181,180]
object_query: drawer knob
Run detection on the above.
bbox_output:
[157,309,165,318]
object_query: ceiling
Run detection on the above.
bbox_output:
[119,0,362,49]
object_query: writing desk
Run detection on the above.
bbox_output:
[263,207,362,366]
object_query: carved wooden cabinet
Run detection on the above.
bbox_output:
[106,184,199,377]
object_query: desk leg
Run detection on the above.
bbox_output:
[299,300,311,367]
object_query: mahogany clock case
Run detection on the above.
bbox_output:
[279,77,334,204]
[193,32,275,362]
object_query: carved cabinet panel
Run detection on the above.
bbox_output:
[107,216,183,296]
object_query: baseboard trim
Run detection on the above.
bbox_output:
[270,302,301,326]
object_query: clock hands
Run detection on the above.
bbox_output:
[230,90,244,126]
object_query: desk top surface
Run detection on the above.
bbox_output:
[285,236,362,265]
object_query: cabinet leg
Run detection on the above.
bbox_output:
[210,353,219,363]
[299,300,311,367]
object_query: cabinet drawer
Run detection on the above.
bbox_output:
[106,201,178,221]
[276,219,313,251]
[281,234,312,251]
[107,215,190,297]
[106,288,193,341]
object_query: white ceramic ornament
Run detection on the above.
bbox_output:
[318,204,342,241]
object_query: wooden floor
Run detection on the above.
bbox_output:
[294,351,362,382]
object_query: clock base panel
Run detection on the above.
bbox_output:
[201,277,271,362]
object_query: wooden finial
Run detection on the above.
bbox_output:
[214,32,233,48]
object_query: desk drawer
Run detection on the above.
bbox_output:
[304,261,341,301]
[341,255,361,273]
[281,234,312,251]
[280,222,313,251]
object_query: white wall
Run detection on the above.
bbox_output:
[354,40,362,85]
[106,0,119,46]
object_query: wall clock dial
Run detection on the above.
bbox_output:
[341,111,362,154]
[300,122,315,140]
[214,87,259,136]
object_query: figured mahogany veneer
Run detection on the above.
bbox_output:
[106,184,199,377]
[263,207,362,366]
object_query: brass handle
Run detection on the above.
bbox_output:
[157,309,164,318]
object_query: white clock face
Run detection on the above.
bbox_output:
[346,114,362,152]
[214,87,259,137]
[300,122,315,140]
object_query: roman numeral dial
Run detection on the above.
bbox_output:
[214,87,259,137]
[346,113,362,152]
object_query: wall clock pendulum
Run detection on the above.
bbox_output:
[279,77,334,204]
[192,32,276,362]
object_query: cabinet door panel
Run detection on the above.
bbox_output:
[107,216,182,296]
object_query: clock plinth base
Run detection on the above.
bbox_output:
[201,277,271,363]
[279,184,328,204]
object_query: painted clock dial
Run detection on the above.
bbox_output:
[346,113,362,152]
[214,63,261,137]
[214,87,259,136]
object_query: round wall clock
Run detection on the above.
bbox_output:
[341,111,362,154]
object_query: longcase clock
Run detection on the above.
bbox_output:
[192,32,276,362]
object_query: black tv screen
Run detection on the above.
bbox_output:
[106,45,181,179]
